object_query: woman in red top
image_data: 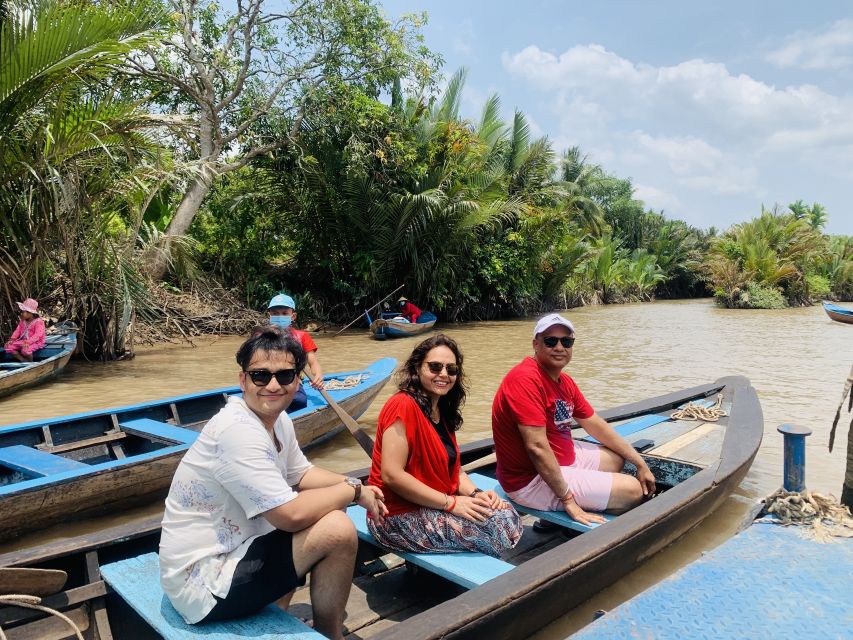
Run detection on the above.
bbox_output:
[367,334,521,556]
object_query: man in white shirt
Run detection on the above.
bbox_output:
[160,326,386,639]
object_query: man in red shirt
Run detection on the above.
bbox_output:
[492,313,656,525]
[397,296,422,323]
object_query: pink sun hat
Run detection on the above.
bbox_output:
[16,298,39,314]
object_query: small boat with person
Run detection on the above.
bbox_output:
[0,357,395,543]
[822,300,853,324]
[0,374,762,640]
[0,322,77,399]
[365,309,437,339]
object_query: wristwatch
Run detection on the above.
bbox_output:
[344,476,362,503]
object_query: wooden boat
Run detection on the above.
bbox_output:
[822,301,853,324]
[366,309,437,339]
[0,357,395,543]
[0,323,77,399]
[0,375,762,640]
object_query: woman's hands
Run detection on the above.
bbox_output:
[359,485,387,525]
[449,490,507,522]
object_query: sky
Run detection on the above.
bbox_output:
[379,0,853,235]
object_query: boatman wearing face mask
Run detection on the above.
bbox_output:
[491,313,656,526]
[267,294,324,411]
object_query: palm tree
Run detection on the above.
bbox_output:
[0,0,162,357]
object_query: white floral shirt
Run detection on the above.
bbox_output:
[159,396,312,623]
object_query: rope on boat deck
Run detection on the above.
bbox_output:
[324,374,367,390]
[0,594,84,640]
[669,393,727,422]
[757,488,853,543]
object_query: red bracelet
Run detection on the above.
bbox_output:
[445,495,457,512]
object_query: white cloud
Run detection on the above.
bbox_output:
[632,183,681,213]
[766,19,853,70]
[453,19,476,57]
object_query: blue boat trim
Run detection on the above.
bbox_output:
[101,552,324,639]
[346,505,514,589]
[0,445,89,477]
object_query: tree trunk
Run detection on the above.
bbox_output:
[146,166,216,280]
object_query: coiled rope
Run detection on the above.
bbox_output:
[0,595,84,640]
[324,374,367,390]
[757,488,853,543]
[670,393,728,422]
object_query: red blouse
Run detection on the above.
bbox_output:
[367,392,460,516]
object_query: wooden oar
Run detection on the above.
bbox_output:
[306,366,375,456]
[0,567,67,596]
[333,285,404,337]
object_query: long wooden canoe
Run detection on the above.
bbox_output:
[366,310,437,339]
[0,357,395,543]
[0,324,77,399]
[823,301,853,324]
[0,375,762,640]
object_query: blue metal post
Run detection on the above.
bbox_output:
[777,423,812,492]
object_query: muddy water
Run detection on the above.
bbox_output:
[1,299,850,637]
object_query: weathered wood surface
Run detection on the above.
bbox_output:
[0,568,66,596]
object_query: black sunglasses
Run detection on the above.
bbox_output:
[245,369,298,387]
[542,336,575,349]
[426,361,459,376]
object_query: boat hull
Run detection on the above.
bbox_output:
[369,312,437,339]
[0,358,396,542]
[823,301,853,324]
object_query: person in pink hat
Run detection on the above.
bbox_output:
[4,298,47,362]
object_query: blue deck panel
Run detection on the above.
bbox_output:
[119,418,199,444]
[467,473,616,533]
[101,553,323,639]
[574,521,853,639]
[346,505,513,589]
[0,445,88,477]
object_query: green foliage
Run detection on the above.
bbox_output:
[742,283,787,309]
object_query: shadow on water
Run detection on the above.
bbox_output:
[1,299,849,637]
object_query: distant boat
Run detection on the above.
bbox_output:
[365,310,437,339]
[822,301,853,324]
[0,322,77,399]
[0,357,395,542]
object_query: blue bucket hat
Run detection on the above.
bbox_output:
[268,293,296,310]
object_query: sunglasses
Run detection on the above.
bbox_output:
[425,361,459,376]
[245,369,298,387]
[542,336,575,349]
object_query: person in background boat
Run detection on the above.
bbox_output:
[3,298,46,362]
[397,296,422,323]
[491,313,656,526]
[159,326,386,639]
[367,333,523,556]
[267,293,324,411]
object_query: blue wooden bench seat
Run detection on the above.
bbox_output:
[119,418,198,445]
[100,552,323,639]
[0,445,88,477]
[468,473,616,534]
[346,505,514,589]
[581,398,718,444]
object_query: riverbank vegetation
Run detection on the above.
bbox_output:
[2,0,852,359]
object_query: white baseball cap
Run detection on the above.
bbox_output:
[533,313,575,338]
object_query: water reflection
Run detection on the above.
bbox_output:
[1,299,849,637]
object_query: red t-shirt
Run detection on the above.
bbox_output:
[289,328,317,353]
[368,392,460,516]
[491,357,594,492]
[400,301,422,323]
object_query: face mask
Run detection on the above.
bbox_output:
[270,315,292,328]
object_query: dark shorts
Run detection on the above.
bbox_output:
[201,528,303,622]
[287,383,308,412]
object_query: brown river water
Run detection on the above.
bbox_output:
[1,299,850,637]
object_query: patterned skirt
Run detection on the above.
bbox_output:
[367,504,523,558]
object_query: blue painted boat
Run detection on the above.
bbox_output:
[365,310,437,339]
[0,376,763,640]
[0,322,77,399]
[0,357,395,542]
[823,300,853,324]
